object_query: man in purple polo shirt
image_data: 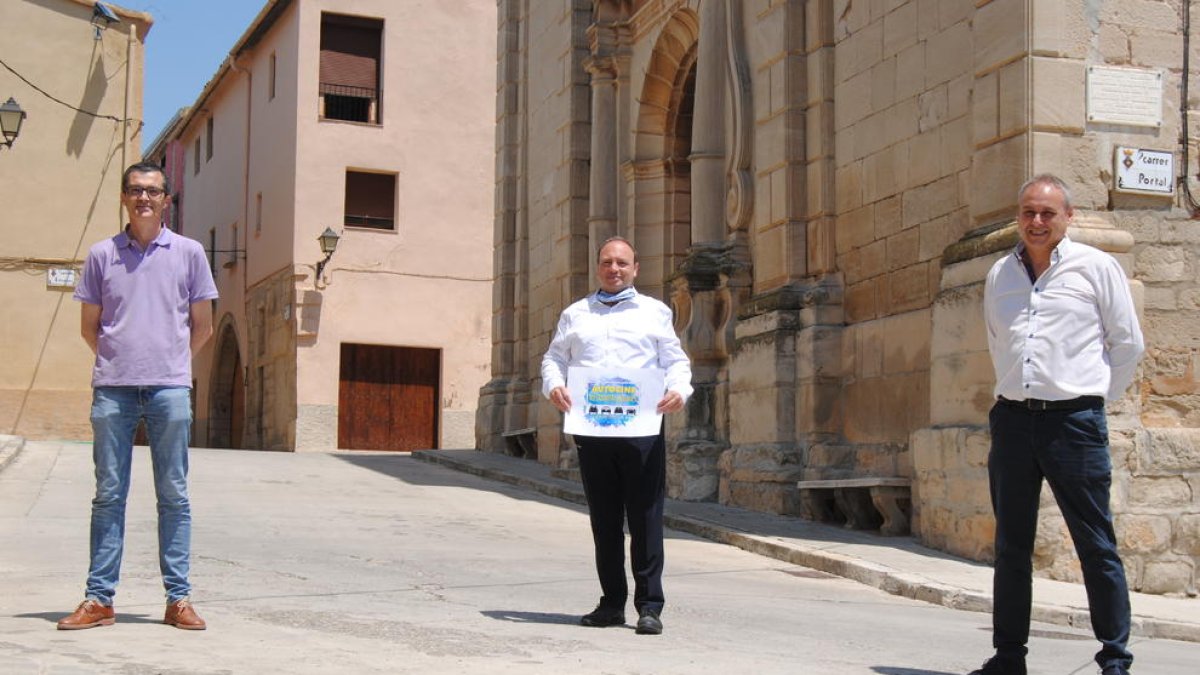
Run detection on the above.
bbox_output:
[58,162,218,631]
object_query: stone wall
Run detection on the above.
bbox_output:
[1115,202,1200,593]
[477,0,593,468]
[821,0,973,482]
[1121,429,1200,594]
[246,266,298,451]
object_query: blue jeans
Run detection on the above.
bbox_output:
[988,400,1133,671]
[87,386,194,605]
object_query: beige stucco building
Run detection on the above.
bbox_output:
[0,0,150,440]
[146,0,495,452]
[477,0,1200,595]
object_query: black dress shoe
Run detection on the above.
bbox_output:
[635,608,662,635]
[1101,666,1130,675]
[580,604,625,627]
[967,655,1026,675]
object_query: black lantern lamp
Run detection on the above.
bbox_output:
[316,227,341,280]
[0,98,26,149]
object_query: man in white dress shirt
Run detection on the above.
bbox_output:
[971,175,1143,675]
[541,236,692,635]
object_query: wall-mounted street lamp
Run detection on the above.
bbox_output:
[0,98,26,149]
[315,227,341,283]
[91,2,121,40]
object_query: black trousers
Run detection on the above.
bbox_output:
[988,400,1132,670]
[575,433,666,613]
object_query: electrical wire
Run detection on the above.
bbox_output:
[0,56,142,131]
[1179,1,1200,215]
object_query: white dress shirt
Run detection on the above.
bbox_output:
[985,236,1144,402]
[541,290,693,402]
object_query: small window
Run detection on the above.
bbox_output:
[319,13,383,124]
[171,194,181,232]
[268,52,277,100]
[344,171,396,230]
[229,223,238,269]
[257,308,266,356]
[208,228,217,274]
[205,117,214,161]
[255,192,263,234]
[193,137,201,175]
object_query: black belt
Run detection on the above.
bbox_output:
[998,396,1104,411]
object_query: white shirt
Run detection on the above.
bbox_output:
[541,290,693,401]
[985,236,1144,402]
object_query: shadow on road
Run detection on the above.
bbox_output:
[331,453,720,544]
[480,609,583,625]
[14,611,162,626]
[871,667,959,675]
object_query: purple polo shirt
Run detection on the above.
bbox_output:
[73,226,219,388]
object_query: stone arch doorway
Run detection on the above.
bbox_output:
[208,319,245,449]
[631,8,699,298]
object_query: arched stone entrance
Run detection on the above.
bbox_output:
[628,8,752,502]
[630,9,699,299]
[208,319,244,449]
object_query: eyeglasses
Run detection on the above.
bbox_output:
[123,186,166,198]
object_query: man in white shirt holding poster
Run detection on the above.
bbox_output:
[541,236,692,636]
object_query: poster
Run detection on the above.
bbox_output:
[563,366,666,437]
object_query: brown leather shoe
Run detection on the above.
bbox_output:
[57,599,115,630]
[164,598,206,630]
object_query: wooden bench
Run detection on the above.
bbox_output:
[501,427,536,459]
[796,477,912,536]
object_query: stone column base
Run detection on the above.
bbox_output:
[717,444,804,515]
[667,440,725,501]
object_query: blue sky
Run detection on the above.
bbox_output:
[115,0,267,150]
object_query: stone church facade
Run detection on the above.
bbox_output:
[477,0,1200,595]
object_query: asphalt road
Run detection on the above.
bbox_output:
[1,441,1196,674]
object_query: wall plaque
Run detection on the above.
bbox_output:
[1113,147,1174,195]
[1087,66,1163,128]
[46,268,77,289]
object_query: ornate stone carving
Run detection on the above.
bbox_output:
[724,0,753,232]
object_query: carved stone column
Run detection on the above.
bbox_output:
[689,0,727,244]
[667,239,751,501]
[586,25,620,261]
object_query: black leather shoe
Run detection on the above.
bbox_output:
[1101,666,1130,675]
[967,655,1026,675]
[580,604,625,627]
[635,608,662,635]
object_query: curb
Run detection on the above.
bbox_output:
[412,449,1200,644]
[0,435,25,474]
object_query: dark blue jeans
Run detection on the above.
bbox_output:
[575,433,666,614]
[988,400,1133,671]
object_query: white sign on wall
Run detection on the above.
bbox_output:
[1113,147,1174,195]
[1087,66,1163,128]
[46,268,77,289]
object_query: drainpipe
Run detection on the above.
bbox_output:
[120,19,135,225]
[1180,1,1200,215]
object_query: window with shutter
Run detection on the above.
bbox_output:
[344,170,396,230]
[319,14,383,124]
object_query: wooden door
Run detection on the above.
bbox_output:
[337,343,439,451]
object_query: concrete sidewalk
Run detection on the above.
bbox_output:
[412,448,1200,644]
[0,434,24,473]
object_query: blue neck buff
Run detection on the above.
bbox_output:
[596,286,637,304]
